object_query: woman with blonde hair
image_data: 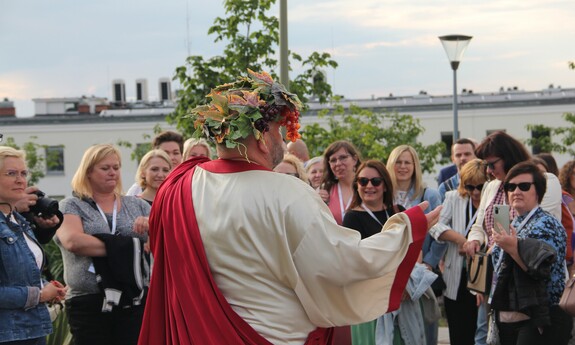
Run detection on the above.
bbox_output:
[55,144,151,345]
[429,158,487,345]
[135,149,172,205]
[386,145,434,207]
[0,146,67,344]
[182,138,212,161]
[273,153,308,183]
[385,144,442,345]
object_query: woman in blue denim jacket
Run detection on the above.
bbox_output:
[0,147,67,344]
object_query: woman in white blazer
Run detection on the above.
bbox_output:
[430,159,487,345]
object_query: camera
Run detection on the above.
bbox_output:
[29,191,59,218]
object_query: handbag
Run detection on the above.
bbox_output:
[486,310,500,345]
[467,250,493,295]
[559,274,575,316]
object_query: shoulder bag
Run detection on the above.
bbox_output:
[559,274,575,316]
[467,250,493,295]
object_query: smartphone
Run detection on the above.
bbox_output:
[493,204,510,234]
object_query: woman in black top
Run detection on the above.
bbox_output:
[343,159,404,238]
[342,159,404,345]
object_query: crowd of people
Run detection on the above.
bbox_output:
[1,69,574,345]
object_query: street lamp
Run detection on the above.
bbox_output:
[279,0,289,90]
[439,34,472,141]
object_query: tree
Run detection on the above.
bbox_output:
[525,113,575,156]
[301,104,447,173]
[169,0,338,137]
[525,62,575,155]
[116,124,164,163]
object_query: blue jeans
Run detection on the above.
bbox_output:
[475,301,487,345]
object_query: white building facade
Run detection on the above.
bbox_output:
[1,88,574,199]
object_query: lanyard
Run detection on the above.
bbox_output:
[96,197,118,234]
[396,191,410,209]
[361,203,390,226]
[512,206,539,236]
[488,206,538,303]
[338,183,352,220]
[464,199,479,237]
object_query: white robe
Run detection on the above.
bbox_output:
[191,166,425,345]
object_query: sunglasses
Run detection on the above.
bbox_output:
[503,182,535,192]
[485,158,501,170]
[357,177,384,187]
[464,184,484,192]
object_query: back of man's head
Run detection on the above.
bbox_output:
[287,139,310,162]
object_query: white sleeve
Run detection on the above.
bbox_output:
[125,183,142,196]
[288,192,424,326]
[541,173,562,221]
[429,191,456,242]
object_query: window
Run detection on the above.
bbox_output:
[45,146,64,175]
[64,102,78,112]
[440,132,453,158]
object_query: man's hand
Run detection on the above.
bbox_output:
[418,201,442,230]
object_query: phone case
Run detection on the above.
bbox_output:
[493,204,510,234]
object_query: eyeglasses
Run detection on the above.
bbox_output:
[464,184,484,192]
[283,172,300,178]
[357,177,384,187]
[328,154,351,165]
[485,158,501,170]
[503,182,535,192]
[3,170,29,179]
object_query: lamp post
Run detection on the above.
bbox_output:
[439,34,472,141]
[279,0,289,90]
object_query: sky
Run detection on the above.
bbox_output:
[1,0,574,117]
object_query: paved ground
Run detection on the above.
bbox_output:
[438,327,450,344]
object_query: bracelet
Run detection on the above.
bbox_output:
[39,290,43,303]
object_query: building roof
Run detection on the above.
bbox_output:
[2,87,574,126]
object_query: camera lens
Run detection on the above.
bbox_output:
[29,191,59,218]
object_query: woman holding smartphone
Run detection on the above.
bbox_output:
[462,131,563,345]
[464,131,562,255]
[490,162,571,344]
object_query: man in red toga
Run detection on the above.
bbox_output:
[138,70,441,345]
